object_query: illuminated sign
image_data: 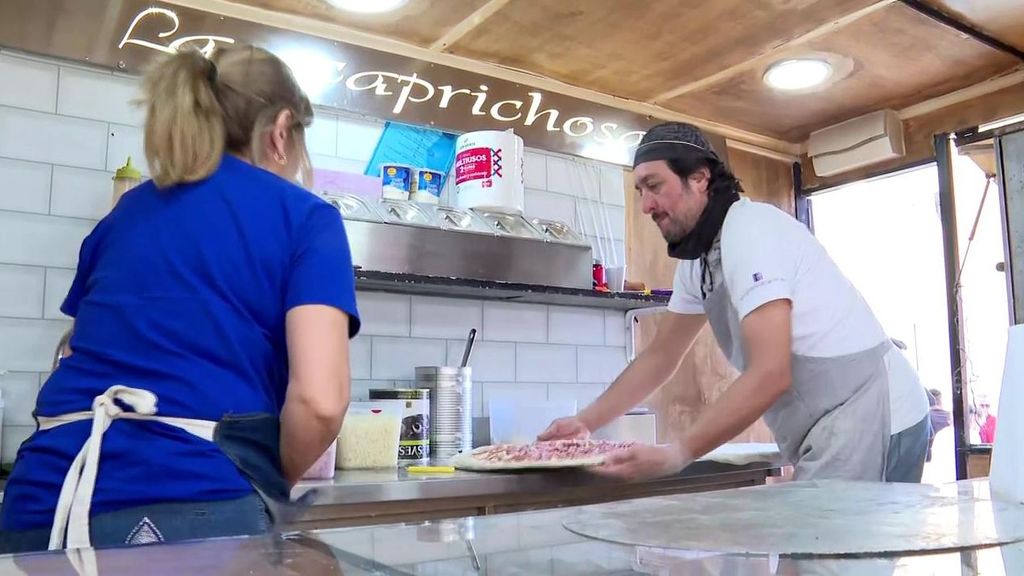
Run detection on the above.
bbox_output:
[0,0,729,166]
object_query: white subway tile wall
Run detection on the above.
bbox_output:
[604,310,628,347]
[599,166,626,206]
[50,166,114,220]
[0,264,44,318]
[0,372,41,426]
[0,158,51,214]
[370,337,448,380]
[481,382,549,414]
[336,116,384,162]
[0,51,633,462]
[0,54,58,113]
[105,124,147,174]
[305,113,338,157]
[56,67,142,126]
[524,188,576,226]
[577,346,629,384]
[349,336,373,380]
[0,318,71,372]
[548,306,604,346]
[444,340,515,382]
[355,291,411,337]
[516,343,577,383]
[0,106,108,169]
[44,268,75,320]
[0,211,94,268]
[482,302,547,343]
[523,151,547,189]
[410,296,482,339]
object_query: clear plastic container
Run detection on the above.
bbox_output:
[336,401,403,469]
[300,441,338,480]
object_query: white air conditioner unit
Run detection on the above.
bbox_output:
[807,110,905,177]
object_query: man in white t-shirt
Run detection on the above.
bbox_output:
[539,122,930,482]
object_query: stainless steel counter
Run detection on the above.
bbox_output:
[288,458,782,529]
[293,458,779,506]
[2,480,1020,576]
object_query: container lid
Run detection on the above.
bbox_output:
[113,156,142,180]
[416,366,472,377]
[323,193,383,223]
[369,388,430,398]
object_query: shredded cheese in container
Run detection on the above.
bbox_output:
[336,402,403,469]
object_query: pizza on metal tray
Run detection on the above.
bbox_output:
[452,439,636,471]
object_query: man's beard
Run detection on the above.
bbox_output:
[654,213,688,244]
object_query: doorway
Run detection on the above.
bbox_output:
[809,164,956,482]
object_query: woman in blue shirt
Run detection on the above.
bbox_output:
[0,45,360,552]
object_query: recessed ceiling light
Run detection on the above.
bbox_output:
[327,0,407,14]
[763,59,833,91]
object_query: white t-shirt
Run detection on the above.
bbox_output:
[667,198,928,434]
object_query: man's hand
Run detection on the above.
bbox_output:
[591,443,693,481]
[537,416,591,441]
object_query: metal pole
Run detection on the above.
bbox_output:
[935,133,969,480]
[793,162,813,232]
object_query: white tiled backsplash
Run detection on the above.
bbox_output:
[0,50,630,463]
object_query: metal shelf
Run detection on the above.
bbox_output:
[355,270,669,311]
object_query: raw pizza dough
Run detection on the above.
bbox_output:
[451,440,632,471]
[452,441,781,471]
[451,450,605,471]
[697,442,780,466]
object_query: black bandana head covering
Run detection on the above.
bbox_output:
[633,122,740,265]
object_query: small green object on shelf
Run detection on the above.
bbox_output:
[113,156,142,181]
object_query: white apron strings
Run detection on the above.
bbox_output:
[36,385,217,550]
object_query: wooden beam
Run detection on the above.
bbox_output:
[726,139,799,164]
[161,0,802,158]
[428,0,511,52]
[649,0,898,104]
[898,66,1024,119]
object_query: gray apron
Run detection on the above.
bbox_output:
[700,242,892,481]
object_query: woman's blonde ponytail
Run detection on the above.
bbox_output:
[141,49,226,188]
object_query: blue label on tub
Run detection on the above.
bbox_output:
[417,170,444,198]
[381,165,412,193]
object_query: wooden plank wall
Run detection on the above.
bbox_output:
[624,147,794,445]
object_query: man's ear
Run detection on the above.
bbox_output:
[690,167,712,190]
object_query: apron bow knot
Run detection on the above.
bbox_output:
[40,385,216,551]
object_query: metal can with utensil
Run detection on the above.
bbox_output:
[415,367,473,459]
[369,388,430,465]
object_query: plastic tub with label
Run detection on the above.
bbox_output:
[336,401,404,469]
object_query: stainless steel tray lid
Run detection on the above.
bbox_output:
[379,199,437,227]
[431,206,493,233]
[530,217,588,245]
[471,209,543,239]
[321,192,383,223]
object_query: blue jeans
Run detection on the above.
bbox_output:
[885,415,930,483]
[0,493,269,554]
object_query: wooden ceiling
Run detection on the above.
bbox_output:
[222,0,1024,148]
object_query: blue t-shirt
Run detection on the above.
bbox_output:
[1,155,360,530]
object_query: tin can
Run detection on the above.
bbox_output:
[369,388,430,464]
[415,367,472,459]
